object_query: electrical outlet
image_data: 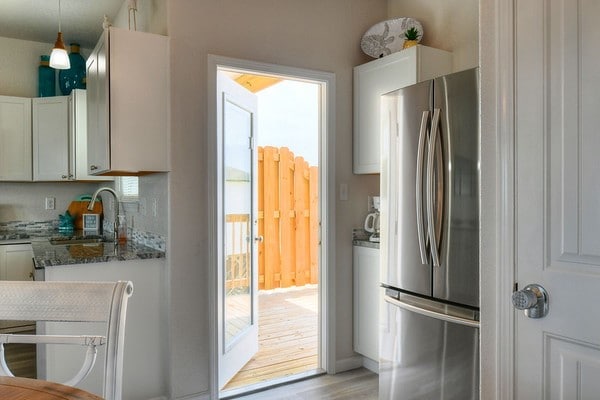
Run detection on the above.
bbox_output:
[139,198,147,216]
[45,197,55,210]
[152,198,158,217]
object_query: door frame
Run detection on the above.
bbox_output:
[207,54,336,398]
[480,0,516,398]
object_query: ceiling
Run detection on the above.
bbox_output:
[0,0,125,49]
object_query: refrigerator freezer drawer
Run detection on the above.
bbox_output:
[380,295,479,400]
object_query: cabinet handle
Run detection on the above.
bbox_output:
[90,165,99,171]
[69,174,74,179]
[61,175,68,179]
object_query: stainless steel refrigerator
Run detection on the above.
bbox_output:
[379,67,480,399]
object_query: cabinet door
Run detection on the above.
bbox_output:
[32,96,70,181]
[0,96,32,181]
[353,46,452,174]
[86,30,110,175]
[0,244,34,281]
[71,89,112,181]
[353,246,380,361]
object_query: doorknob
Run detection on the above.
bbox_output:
[254,236,264,243]
[512,284,549,318]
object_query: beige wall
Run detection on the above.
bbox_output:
[388,0,479,71]
[168,0,384,397]
[0,37,92,98]
[0,37,98,225]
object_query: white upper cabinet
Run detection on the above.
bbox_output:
[0,96,32,181]
[32,90,111,182]
[87,27,169,176]
[353,45,452,174]
[32,96,70,181]
[71,89,112,181]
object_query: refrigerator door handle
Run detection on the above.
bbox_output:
[427,108,443,267]
[416,110,430,264]
[384,295,480,329]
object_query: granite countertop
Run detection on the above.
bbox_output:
[1,230,165,268]
[0,230,53,243]
[32,239,165,269]
[352,229,380,249]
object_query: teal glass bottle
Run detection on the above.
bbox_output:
[38,55,56,97]
[58,43,87,95]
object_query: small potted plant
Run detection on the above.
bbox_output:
[403,27,421,49]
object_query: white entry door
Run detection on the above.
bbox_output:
[514,0,600,397]
[217,71,259,389]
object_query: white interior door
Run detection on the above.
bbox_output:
[514,0,600,397]
[217,71,259,389]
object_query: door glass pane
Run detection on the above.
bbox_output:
[223,98,253,350]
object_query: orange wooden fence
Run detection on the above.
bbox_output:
[258,146,319,290]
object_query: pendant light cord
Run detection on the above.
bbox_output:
[58,0,62,32]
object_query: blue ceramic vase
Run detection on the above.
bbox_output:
[58,43,87,95]
[38,55,55,97]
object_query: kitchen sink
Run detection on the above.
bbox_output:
[48,236,112,245]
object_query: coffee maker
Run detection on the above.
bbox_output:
[364,196,380,242]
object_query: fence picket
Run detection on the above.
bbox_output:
[279,147,296,287]
[263,146,281,289]
[294,156,309,287]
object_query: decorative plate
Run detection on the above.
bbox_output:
[360,17,423,58]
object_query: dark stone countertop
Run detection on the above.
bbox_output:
[352,228,380,249]
[32,239,165,269]
[352,239,380,249]
[0,230,52,243]
[1,230,165,268]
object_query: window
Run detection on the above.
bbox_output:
[116,176,139,202]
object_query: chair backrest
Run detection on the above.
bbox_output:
[0,281,133,400]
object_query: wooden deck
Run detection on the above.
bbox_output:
[224,285,319,390]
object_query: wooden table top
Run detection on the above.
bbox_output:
[0,376,102,400]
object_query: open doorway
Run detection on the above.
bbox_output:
[208,56,335,399]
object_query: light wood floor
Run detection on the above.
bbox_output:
[230,368,379,400]
[224,285,319,391]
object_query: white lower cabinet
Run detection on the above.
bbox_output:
[41,259,167,400]
[0,244,34,281]
[353,245,380,365]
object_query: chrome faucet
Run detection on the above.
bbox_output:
[88,187,121,243]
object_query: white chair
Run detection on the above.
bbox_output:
[0,280,133,400]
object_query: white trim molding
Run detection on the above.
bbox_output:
[207,55,336,398]
[480,0,516,398]
[334,356,364,374]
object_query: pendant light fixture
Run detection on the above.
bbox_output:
[49,0,70,70]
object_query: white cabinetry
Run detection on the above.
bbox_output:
[353,245,380,365]
[32,90,111,182]
[0,96,32,181]
[32,96,69,181]
[86,27,169,175]
[0,243,34,281]
[42,259,167,399]
[353,45,452,174]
